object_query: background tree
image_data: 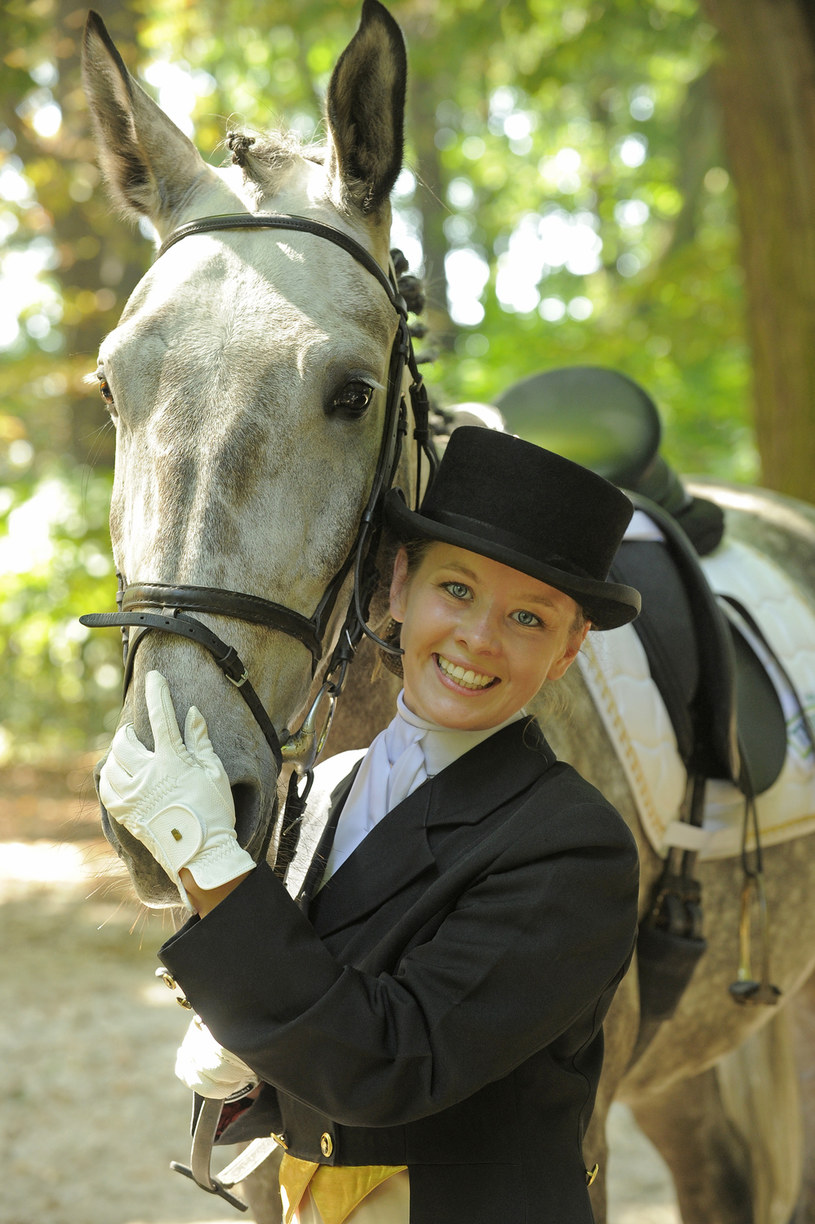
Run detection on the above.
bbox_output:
[698,0,815,500]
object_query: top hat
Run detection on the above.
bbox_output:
[384,427,640,630]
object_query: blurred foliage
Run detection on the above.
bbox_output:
[1,0,757,761]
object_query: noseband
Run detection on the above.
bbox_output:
[81,212,435,776]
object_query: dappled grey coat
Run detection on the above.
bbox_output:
[160,718,639,1224]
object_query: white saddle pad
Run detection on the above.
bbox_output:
[578,535,815,860]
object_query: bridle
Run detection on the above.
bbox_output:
[81,211,435,789]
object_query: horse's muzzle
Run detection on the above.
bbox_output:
[93,757,279,908]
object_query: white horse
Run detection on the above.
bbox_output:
[81,4,815,1221]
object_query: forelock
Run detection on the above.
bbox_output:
[225,128,326,193]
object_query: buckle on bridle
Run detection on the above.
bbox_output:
[214,641,250,688]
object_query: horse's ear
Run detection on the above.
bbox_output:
[81,11,210,225]
[325,0,406,214]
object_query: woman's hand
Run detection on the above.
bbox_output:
[99,670,255,909]
[175,1014,258,1099]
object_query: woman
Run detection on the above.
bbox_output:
[100,427,641,1224]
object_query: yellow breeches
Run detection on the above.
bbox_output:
[279,1154,407,1224]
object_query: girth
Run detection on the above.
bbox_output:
[620,494,815,1036]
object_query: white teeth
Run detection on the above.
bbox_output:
[437,655,494,689]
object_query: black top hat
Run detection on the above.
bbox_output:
[384,427,640,630]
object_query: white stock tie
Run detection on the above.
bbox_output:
[322,692,525,883]
[322,693,430,880]
[385,698,433,810]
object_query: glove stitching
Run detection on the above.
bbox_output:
[128,775,211,823]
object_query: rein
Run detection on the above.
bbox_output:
[81,211,435,784]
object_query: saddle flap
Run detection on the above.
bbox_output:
[614,497,788,797]
[722,601,789,796]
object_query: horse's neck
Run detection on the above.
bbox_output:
[326,634,401,757]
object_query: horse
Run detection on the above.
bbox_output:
[79,3,815,1222]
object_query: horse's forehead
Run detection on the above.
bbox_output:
[108,230,395,370]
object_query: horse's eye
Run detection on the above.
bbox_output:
[96,366,115,410]
[329,379,375,419]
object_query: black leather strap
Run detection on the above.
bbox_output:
[157,212,406,316]
[123,583,322,663]
[80,609,284,770]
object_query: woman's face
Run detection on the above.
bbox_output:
[389,542,589,730]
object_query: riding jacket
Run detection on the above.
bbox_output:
[159,718,639,1224]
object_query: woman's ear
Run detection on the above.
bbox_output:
[389,547,410,622]
[548,620,591,682]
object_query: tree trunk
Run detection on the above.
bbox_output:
[401,9,456,354]
[699,0,815,501]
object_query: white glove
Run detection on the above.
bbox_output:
[175,1015,258,1100]
[99,670,255,907]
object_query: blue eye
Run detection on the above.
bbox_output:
[513,610,542,628]
[443,582,470,600]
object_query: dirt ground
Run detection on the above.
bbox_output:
[0,761,680,1224]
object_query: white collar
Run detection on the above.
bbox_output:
[396,689,524,777]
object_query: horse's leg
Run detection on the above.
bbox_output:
[789,968,815,1223]
[715,1010,802,1224]
[239,1147,283,1224]
[629,1067,754,1224]
[630,1005,803,1224]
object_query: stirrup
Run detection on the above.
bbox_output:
[170,1097,249,1212]
[171,1095,281,1212]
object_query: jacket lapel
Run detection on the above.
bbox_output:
[305,719,555,939]
[306,781,436,936]
[424,717,554,829]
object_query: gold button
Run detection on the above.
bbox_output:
[155,968,192,1008]
[271,1132,288,1149]
[585,1162,599,1187]
[320,1132,334,1158]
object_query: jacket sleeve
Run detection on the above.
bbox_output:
[159,795,639,1130]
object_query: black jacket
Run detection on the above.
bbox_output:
[160,719,639,1223]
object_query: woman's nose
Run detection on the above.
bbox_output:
[457,608,501,653]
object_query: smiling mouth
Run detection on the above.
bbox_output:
[436,654,498,691]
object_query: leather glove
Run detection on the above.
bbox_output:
[175,1015,258,1100]
[99,670,255,908]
